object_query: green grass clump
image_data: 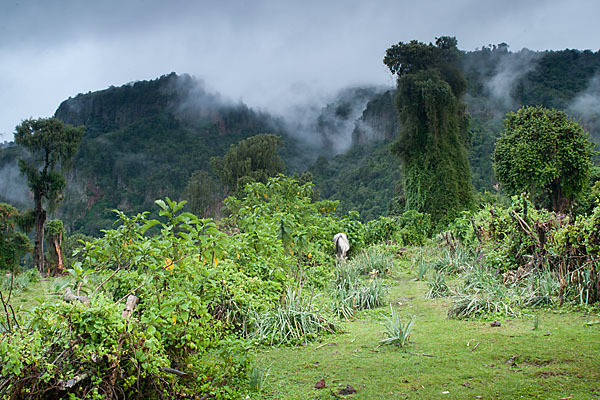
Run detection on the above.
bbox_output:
[425,270,449,298]
[430,247,473,275]
[449,264,520,319]
[379,305,415,347]
[331,263,387,319]
[252,287,337,346]
[248,363,270,392]
[350,247,394,276]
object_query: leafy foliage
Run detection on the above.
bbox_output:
[493,106,596,212]
[181,169,222,218]
[211,134,285,195]
[309,140,403,222]
[0,203,31,271]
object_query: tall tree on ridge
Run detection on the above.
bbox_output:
[15,117,84,275]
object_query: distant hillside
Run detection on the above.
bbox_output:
[54,73,299,233]
[1,45,599,234]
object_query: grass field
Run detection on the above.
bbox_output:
[3,277,58,311]
[254,274,600,399]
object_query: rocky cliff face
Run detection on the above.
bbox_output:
[55,73,185,135]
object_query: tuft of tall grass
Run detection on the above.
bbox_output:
[416,259,429,280]
[430,247,473,275]
[332,279,386,319]
[449,263,564,319]
[523,267,559,307]
[448,264,521,319]
[331,263,387,319]
[379,305,415,347]
[350,247,394,276]
[448,289,521,319]
[252,287,337,346]
[248,364,270,392]
[425,270,449,298]
[1,269,40,293]
[412,248,430,280]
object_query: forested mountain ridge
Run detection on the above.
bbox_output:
[1,46,599,234]
[54,73,298,233]
[309,46,600,215]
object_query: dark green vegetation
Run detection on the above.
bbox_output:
[494,106,595,212]
[2,46,599,231]
[0,203,31,272]
[211,133,285,196]
[2,174,600,399]
[53,73,299,235]
[0,176,410,398]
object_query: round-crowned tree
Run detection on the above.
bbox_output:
[493,106,595,212]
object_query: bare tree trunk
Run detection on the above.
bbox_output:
[52,233,64,274]
[33,194,46,275]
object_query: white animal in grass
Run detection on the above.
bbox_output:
[333,233,350,261]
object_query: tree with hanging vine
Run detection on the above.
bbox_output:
[384,36,474,228]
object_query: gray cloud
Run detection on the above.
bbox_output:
[1,0,600,141]
[0,161,31,206]
[570,75,600,116]
[568,74,600,140]
[485,49,541,114]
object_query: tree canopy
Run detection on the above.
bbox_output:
[15,117,84,274]
[181,169,221,218]
[211,134,285,195]
[493,106,596,212]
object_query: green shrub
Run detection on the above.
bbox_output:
[364,210,431,247]
[350,246,394,276]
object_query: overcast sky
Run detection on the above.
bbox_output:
[1,0,599,142]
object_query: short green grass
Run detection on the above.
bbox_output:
[254,274,600,399]
[7,278,59,311]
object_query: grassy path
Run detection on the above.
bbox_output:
[256,274,600,399]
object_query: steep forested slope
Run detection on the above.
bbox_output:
[1,46,599,233]
[55,73,294,233]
